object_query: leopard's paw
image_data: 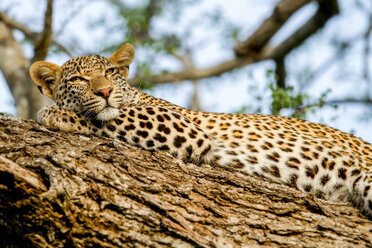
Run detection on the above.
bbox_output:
[37,106,79,132]
[38,106,56,126]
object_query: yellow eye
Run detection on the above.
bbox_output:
[105,68,116,76]
[70,76,84,82]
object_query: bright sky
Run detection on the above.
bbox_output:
[0,0,371,142]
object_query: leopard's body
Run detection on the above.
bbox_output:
[30,44,372,218]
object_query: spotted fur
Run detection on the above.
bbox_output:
[30,43,372,218]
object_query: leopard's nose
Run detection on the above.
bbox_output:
[95,87,112,99]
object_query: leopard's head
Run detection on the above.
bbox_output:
[30,43,135,121]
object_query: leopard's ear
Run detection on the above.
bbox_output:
[109,43,135,78]
[29,61,60,98]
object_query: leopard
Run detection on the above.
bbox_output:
[30,43,372,218]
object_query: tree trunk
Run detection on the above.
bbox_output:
[0,22,51,120]
[0,23,30,119]
[0,113,371,248]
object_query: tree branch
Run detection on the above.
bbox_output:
[128,56,256,86]
[234,0,313,56]
[0,10,73,58]
[128,0,339,88]
[32,0,54,62]
[270,0,339,60]
[0,12,38,41]
[291,98,372,117]
[275,56,286,88]
[323,99,372,106]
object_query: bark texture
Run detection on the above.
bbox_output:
[0,113,371,248]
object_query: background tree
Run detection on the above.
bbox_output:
[0,0,371,141]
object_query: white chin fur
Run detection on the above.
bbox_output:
[96,107,120,121]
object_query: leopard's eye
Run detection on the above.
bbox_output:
[69,76,85,83]
[105,68,116,76]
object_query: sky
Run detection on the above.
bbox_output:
[0,0,371,142]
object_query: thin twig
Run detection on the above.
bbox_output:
[291,98,372,117]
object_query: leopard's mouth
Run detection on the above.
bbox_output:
[95,106,120,121]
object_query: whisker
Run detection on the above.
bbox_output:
[83,100,100,107]
[81,109,96,119]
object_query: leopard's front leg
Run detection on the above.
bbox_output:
[38,105,95,135]
[39,105,217,164]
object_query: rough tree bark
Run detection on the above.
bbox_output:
[0,113,372,248]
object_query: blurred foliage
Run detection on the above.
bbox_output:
[236,68,333,120]
[270,83,308,117]
[265,68,308,116]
